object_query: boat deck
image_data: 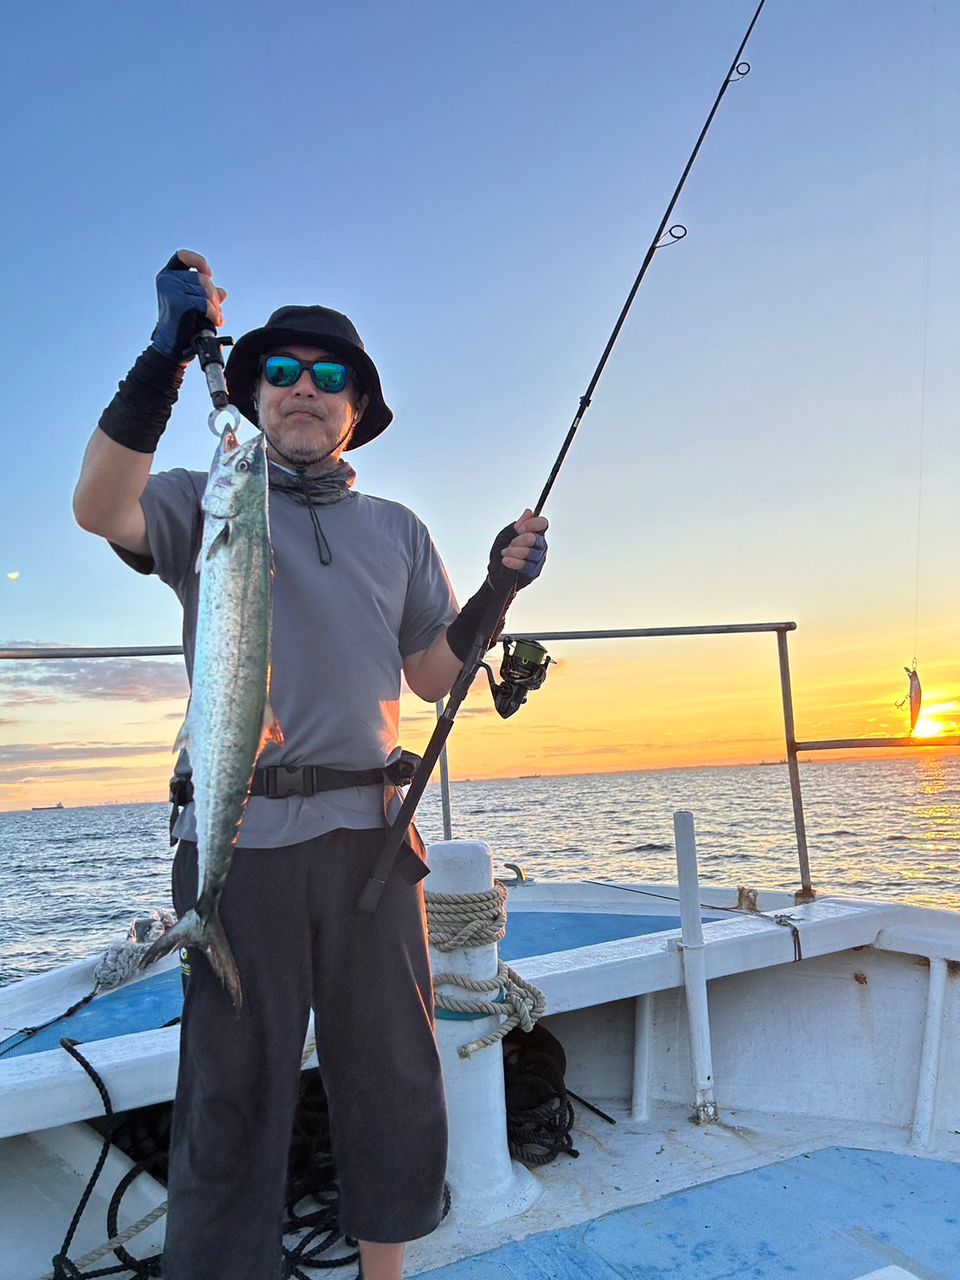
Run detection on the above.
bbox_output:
[1,911,713,1059]
[399,1087,960,1280]
[3,885,959,1280]
[417,1145,959,1279]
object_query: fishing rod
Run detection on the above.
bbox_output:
[357,0,769,913]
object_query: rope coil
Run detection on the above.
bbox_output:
[425,883,546,1057]
[426,883,507,951]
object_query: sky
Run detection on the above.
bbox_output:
[1,0,958,810]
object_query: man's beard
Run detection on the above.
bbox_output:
[269,412,354,472]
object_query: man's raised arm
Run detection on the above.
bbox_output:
[73,250,227,555]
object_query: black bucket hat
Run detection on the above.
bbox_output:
[224,305,393,449]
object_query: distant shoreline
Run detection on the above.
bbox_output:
[3,749,956,816]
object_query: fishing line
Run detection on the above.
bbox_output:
[909,0,938,673]
[358,0,770,912]
[532,0,767,517]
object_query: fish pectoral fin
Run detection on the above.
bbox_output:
[206,522,232,561]
[260,701,284,749]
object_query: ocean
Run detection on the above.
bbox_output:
[2,755,958,987]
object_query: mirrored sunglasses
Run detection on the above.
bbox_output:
[263,356,351,394]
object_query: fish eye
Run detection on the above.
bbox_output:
[235,458,251,473]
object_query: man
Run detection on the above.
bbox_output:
[73,251,548,1280]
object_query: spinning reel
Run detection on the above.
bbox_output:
[480,635,554,719]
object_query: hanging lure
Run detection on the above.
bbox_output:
[897,665,922,734]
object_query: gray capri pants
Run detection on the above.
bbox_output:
[161,828,448,1280]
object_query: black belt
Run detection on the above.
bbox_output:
[250,755,418,798]
[168,751,421,841]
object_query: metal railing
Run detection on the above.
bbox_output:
[4,624,958,903]
[508,623,819,898]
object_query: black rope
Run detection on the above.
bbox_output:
[774,914,804,961]
[50,1057,448,1280]
[582,879,806,960]
[277,1070,455,1275]
[0,991,97,1059]
[582,877,748,915]
[50,1038,145,1280]
[49,1038,164,1279]
[503,1025,580,1166]
[280,1070,358,1275]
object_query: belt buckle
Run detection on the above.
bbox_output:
[264,766,302,799]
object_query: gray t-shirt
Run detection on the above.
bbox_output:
[116,469,458,847]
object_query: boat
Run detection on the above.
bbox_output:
[2,728,958,1278]
[4,7,958,1278]
[31,802,65,811]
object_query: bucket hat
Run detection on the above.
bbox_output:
[225,305,393,449]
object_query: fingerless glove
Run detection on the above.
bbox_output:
[97,347,185,454]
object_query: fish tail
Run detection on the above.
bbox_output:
[198,909,244,1010]
[141,906,243,1010]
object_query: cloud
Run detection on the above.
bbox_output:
[0,658,188,704]
[539,742,644,759]
[4,764,166,785]
[0,742,172,785]
[520,723,597,735]
[402,704,495,722]
[0,688,60,708]
[0,742,171,766]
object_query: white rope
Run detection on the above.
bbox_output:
[432,963,547,1058]
[37,1201,168,1280]
[425,883,546,1057]
[92,908,178,991]
[425,883,507,952]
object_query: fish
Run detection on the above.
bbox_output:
[142,428,281,1007]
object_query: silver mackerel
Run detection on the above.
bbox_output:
[144,428,280,1006]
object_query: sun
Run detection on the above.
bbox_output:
[913,714,945,740]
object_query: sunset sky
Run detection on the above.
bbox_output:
[1,0,958,811]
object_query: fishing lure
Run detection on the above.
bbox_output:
[897,665,922,734]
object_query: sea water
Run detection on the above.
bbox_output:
[1,756,958,985]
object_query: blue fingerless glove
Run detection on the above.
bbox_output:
[446,522,549,662]
[150,253,212,362]
[487,522,548,589]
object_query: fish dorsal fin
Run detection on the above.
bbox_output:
[174,699,193,754]
[260,700,284,751]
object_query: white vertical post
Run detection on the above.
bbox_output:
[911,956,947,1148]
[435,700,453,841]
[630,993,652,1122]
[673,811,719,1124]
[428,840,540,1224]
